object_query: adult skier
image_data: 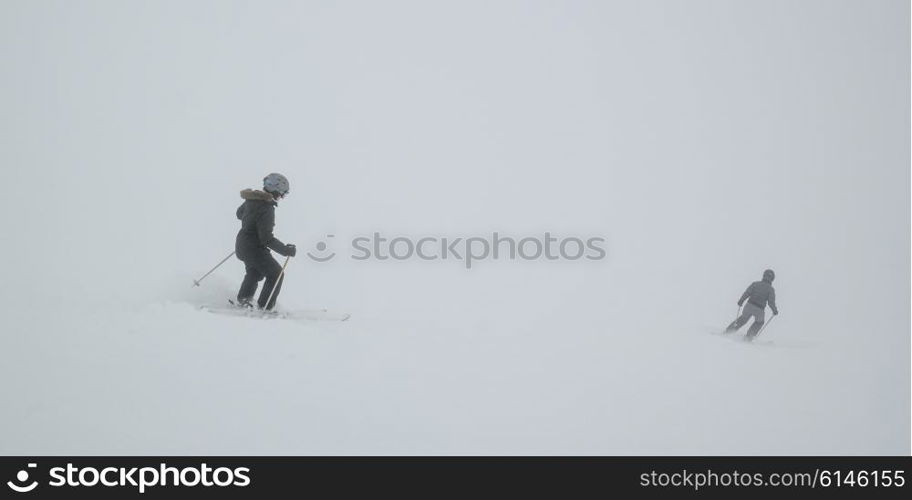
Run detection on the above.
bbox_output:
[235,173,296,310]
[725,269,779,339]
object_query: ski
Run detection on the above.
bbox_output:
[200,301,350,322]
[708,329,774,346]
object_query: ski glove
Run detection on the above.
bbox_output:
[285,244,297,257]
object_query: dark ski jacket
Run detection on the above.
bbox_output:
[235,189,293,259]
[738,279,778,314]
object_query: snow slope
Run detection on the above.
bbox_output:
[0,290,905,455]
[0,0,908,454]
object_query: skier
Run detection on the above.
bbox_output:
[725,269,779,339]
[235,173,297,310]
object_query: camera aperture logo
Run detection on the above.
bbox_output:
[304,231,607,269]
[7,462,250,494]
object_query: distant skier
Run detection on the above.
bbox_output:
[725,269,779,339]
[235,173,296,310]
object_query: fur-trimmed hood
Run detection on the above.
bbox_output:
[240,189,276,202]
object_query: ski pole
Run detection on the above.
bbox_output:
[755,314,776,338]
[264,256,291,309]
[192,251,236,287]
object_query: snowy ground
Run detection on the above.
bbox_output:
[1,272,906,455]
[0,0,908,455]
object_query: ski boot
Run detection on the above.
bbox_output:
[234,297,255,309]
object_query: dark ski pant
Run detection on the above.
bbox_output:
[237,250,284,310]
[725,303,765,338]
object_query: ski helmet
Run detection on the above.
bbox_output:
[263,173,290,197]
[763,269,775,282]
